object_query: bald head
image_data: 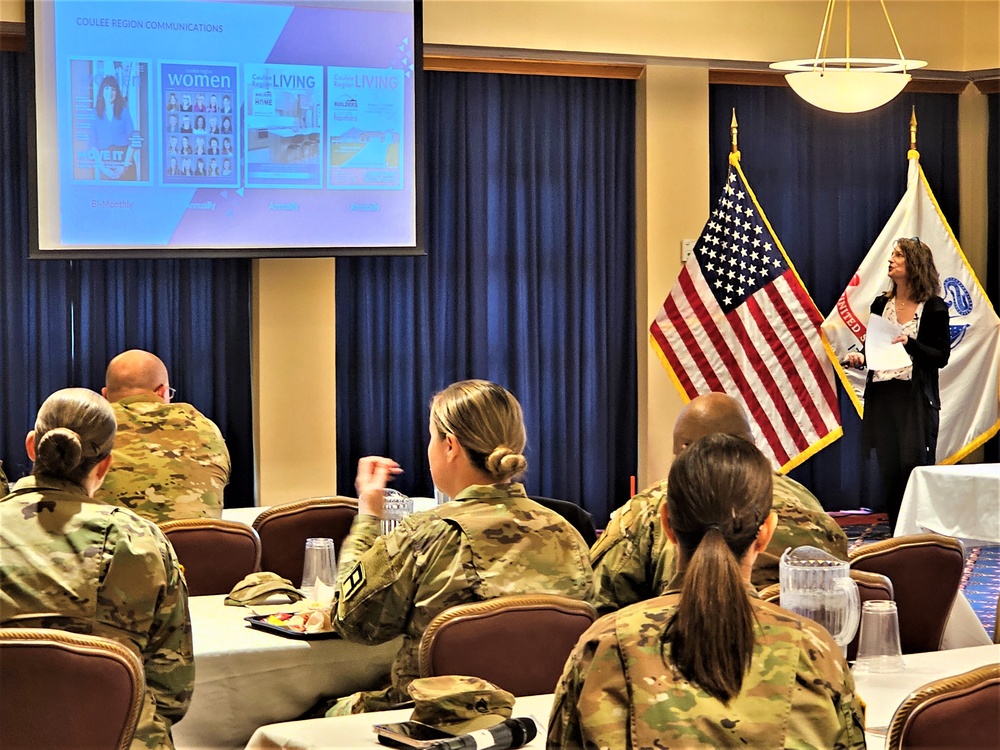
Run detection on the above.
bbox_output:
[103,350,170,403]
[672,393,753,456]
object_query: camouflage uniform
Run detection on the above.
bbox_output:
[95,393,231,524]
[591,474,848,614]
[0,475,195,750]
[548,591,866,749]
[331,482,594,714]
[0,461,8,496]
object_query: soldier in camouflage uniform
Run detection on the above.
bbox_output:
[330,380,593,715]
[549,435,866,750]
[0,388,194,750]
[95,349,231,523]
[592,393,848,614]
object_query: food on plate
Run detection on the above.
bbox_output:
[264,607,333,633]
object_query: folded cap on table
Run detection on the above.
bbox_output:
[408,675,515,735]
[224,571,306,607]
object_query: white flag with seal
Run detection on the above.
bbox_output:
[821,149,1000,463]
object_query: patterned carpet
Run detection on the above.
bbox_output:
[841,516,999,638]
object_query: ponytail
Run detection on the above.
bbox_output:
[668,527,756,702]
[663,433,773,703]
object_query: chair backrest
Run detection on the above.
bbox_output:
[528,496,598,546]
[418,594,597,696]
[849,533,964,653]
[160,518,261,596]
[758,569,894,660]
[252,497,358,586]
[0,628,144,750]
[887,663,1000,749]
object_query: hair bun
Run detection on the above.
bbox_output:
[486,446,528,482]
[35,427,84,474]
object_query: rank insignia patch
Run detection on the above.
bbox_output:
[342,562,366,600]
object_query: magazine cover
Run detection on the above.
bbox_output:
[244,63,323,188]
[161,62,240,187]
[327,66,403,190]
[70,58,150,182]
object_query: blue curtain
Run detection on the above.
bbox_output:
[0,51,254,507]
[987,91,999,463]
[335,72,637,525]
[709,85,960,511]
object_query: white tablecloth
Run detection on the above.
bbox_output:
[221,506,268,526]
[855,643,1000,747]
[244,645,1000,750]
[245,693,554,750]
[896,464,1000,543]
[173,595,400,750]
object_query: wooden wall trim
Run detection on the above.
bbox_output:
[423,54,644,79]
[0,21,26,52]
[975,79,1000,95]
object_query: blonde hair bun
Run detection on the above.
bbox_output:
[486,446,528,482]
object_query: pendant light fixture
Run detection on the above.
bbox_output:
[770,0,926,114]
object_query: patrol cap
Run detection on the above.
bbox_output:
[408,675,515,734]
[224,571,306,607]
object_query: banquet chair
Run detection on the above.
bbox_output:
[886,663,1000,749]
[253,496,358,586]
[417,594,597,696]
[849,533,964,653]
[160,518,261,596]
[0,628,144,750]
[528,496,598,546]
[758,569,894,660]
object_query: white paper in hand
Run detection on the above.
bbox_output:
[865,315,911,371]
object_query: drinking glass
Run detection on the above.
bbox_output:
[853,600,905,673]
[301,537,337,603]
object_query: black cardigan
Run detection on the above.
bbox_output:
[866,294,951,411]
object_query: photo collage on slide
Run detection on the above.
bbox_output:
[71,61,405,191]
[161,63,239,187]
[70,58,150,183]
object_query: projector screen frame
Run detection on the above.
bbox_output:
[27,0,425,259]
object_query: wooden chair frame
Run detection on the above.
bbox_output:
[252,497,358,584]
[418,594,597,695]
[159,518,261,595]
[0,627,144,750]
[849,533,964,652]
[886,663,1000,749]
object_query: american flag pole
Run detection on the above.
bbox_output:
[650,117,841,471]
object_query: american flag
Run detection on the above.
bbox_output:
[650,155,841,470]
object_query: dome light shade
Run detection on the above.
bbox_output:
[773,61,924,113]
[770,1,927,114]
[784,70,910,114]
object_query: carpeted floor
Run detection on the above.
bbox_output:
[839,514,999,638]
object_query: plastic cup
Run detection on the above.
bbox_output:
[853,600,905,674]
[301,537,337,602]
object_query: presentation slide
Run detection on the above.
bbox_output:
[32,0,419,255]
